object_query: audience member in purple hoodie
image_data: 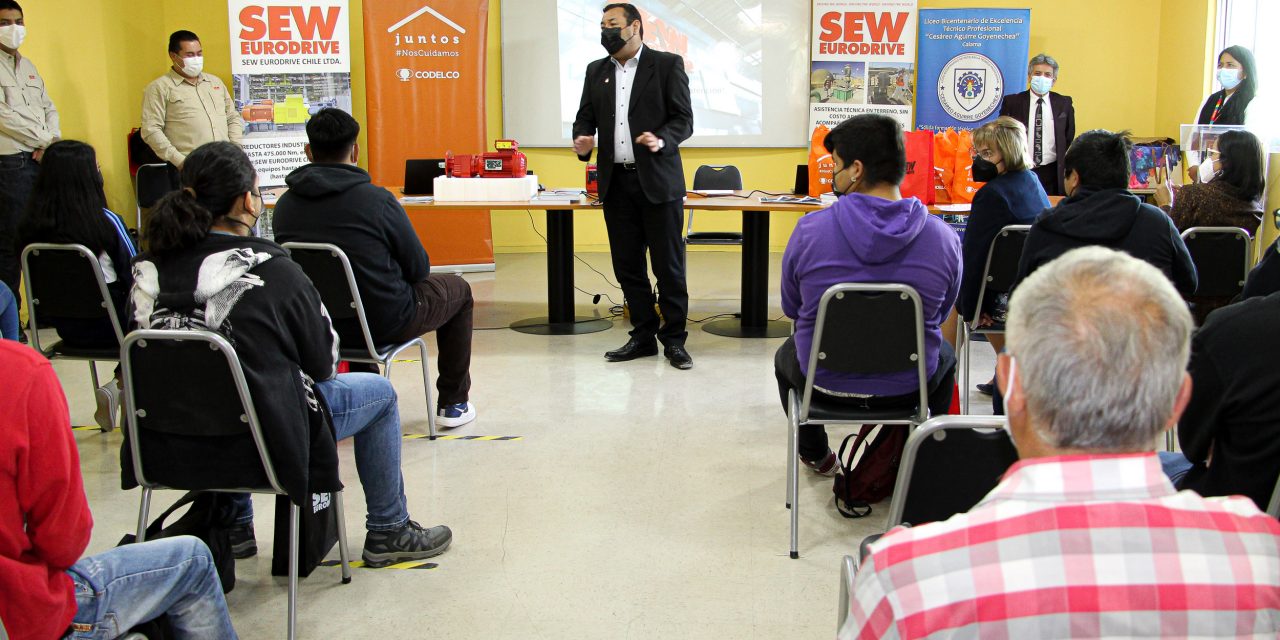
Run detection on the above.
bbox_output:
[775,114,962,475]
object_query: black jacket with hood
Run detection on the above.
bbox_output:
[273,163,429,344]
[123,234,342,507]
[1015,187,1198,294]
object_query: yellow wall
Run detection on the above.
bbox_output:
[31,0,1219,252]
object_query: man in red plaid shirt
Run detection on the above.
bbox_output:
[843,246,1280,639]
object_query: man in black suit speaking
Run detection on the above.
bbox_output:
[573,3,695,370]
[998,53,1075,196]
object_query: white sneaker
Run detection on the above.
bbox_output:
[435,402,476,428]
[94,382,120,432]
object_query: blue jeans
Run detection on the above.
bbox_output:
[229,373,410,531]
[0,280,18,340]
[1158,450,1194,486]
[64,536,237,639]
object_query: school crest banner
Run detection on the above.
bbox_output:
[916,8,1031,131]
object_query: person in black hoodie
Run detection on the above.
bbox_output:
[273,109,476,428]
[128,142,451,567]
[994,130,1198,415]
[1015,129,1197,293]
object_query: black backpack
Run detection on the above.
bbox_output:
[118,491,237,593]
[832,425,908,518]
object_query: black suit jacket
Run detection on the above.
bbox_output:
[999,90,1075,194]
[573,46,693,203]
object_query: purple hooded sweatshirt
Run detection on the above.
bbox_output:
[781,193,962,396]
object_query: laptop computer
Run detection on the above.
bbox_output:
[403,158,447,196]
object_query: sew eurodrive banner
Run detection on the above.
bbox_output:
[228,0,353,188]
[915,8,1031,131]
[809,0,918,137]
[363,1,493,269]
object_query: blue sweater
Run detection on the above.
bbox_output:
[957,170,1049,319]
[781,193,961,396]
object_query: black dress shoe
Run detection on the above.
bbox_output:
[975,379,996,396]
[605,337,658,362]
[664,345,693,370]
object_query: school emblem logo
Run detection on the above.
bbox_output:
[937,53,1003,122]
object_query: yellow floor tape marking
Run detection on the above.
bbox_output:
[318,559,438,570]
[402,434,522,441]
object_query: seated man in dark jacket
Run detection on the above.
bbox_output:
[274,109,476,428]
[1015,129,1198,294]
[1159,291,1280,511]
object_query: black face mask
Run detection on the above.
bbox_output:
[601,27,629,55]
[971,156,999,182]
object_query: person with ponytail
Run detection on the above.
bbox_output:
[17,140,136,430]
[129,141,452,567]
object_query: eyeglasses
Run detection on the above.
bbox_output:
[972,148,996,160]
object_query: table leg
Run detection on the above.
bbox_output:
[510,208,613,335]
[703,210,791,338]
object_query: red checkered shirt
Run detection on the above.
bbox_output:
[841,453,1280,639]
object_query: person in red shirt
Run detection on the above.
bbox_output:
[0,339,236,639]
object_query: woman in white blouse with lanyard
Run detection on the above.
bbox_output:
[1192,46,1260,181]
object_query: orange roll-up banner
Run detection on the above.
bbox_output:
[362,1,493,268]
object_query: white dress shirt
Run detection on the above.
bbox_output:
[1027,91,1056,166]
[611,45,643,165]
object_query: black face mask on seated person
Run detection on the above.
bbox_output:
[601,26,631,55]
[971,156,1000,183]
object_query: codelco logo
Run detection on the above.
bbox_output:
[397,69,461,81]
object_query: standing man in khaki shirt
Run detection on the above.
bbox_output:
[0,0,58,299]
[141,30,243,174]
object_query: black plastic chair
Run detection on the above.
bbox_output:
[282,243,437,439]
[882,415,1018,530]
[122,329,352,640]
[786,283,930,559]
[21,243,126,424]
[685,164,745,245]
[956,225,1029,412]
[1180,226,1252,298]
[135,163,177,230]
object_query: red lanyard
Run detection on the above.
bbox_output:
[1210,94,1225,123]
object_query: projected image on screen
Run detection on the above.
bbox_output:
[557,0,763,139]
[501,0,808,148]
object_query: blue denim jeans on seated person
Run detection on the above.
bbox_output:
[227,372,410,531]
[0,280,18,340]
[64,536,237,639]
[1157,450,1195,486]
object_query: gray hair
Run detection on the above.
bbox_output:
[1028,53,1059,78]
[1006,247,1192,451]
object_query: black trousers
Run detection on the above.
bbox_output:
[0,152,40,297]
[602,167,689,346]
[774,336,956,461]
[1031,162,1060,197]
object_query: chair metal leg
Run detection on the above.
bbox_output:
[786,411,796,509]
[135,488,152,542]
[89,361,101,390]
[960,326,971,413]
[334,491,352,584]
[418,339,436,440]
[288,502,300,640]
[1165,430,1175,452]
[788,393,801,559]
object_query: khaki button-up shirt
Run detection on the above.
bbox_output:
[141,69,244,167]
[0,49,59,155]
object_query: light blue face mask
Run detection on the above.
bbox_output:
[1217,68,1242,91]
[1029,75,1053,96]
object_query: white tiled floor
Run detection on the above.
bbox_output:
[59,251,996,639]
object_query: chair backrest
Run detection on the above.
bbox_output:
[121,329,284,494]
[1181,226,1251,298]
[969,225,1031,325]
[281,242,381,357]
[884,415,1018,530]
[692,165,743,191]
[20,243,125,352]
[136,163,176,209]
[802,283,928,420]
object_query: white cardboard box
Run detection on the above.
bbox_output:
[432,175,538,202]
